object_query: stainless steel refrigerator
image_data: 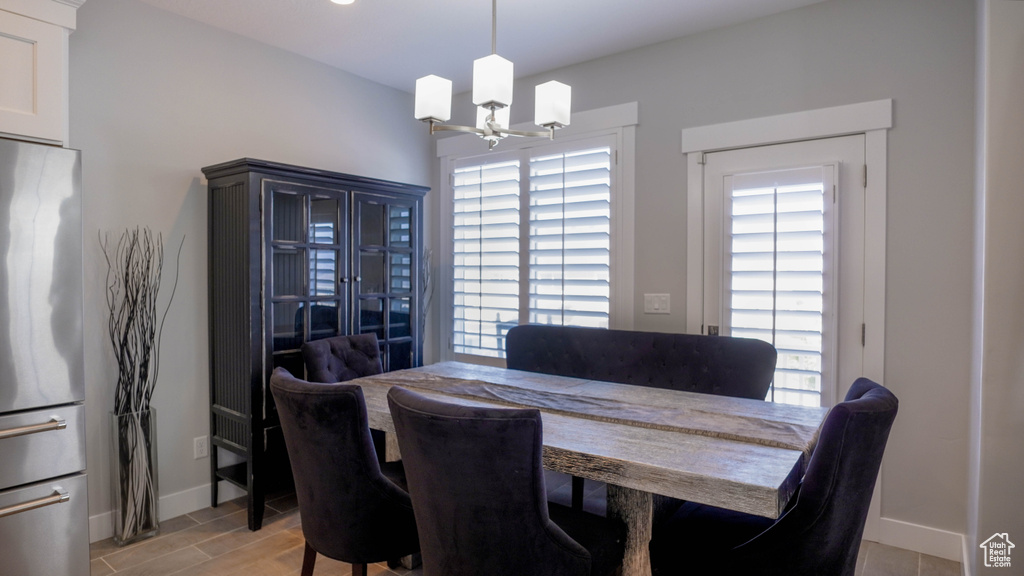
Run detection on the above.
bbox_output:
[0,137,88,576]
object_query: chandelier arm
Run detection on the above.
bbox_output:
[494,127,555,140]
[429,123,488,137]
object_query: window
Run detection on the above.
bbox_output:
[528,146,611,327]
[724,166,836,406]
[440,103,637,363]
[452,159,521,357]
[451,139,612,358]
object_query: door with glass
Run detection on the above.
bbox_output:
[353,192,419,371]
[702,135,865,407]
[265,181,350,379]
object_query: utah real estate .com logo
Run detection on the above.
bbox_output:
[980,533,1014,569]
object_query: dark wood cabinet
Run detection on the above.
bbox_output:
[202,158,428,530]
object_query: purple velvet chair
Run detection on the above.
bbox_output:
[387,385,626,576]
[270,368,418,576]
[648,377,898,576]
[301,333,383,383]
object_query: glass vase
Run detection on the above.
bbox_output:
[110,408,160,546]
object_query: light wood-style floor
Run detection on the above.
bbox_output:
[90,474,960,576]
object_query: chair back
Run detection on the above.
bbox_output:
[387,386,593,576]
[506,324,777,400]
[269,368,417,564]
[301,333,382,383]
[730,377,898,575]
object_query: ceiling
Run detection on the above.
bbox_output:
[137,0,827,94]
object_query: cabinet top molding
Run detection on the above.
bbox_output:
[0,0,84,30]
[201,158,429,197]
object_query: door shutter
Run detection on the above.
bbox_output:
[724,165,836,406]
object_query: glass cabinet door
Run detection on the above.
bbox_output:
[353,193,419,371]
[266,183,350,381]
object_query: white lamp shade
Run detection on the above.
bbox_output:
[476,105,510,130]
[535,81,571,128]
[414,75,452,122]
[473,54,514,108]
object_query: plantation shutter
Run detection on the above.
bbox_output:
[452,159,521,357]
[528,146,612,327]
[725,165,835,407]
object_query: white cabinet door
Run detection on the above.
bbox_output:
[0,9,65,143]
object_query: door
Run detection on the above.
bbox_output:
[353,192,419,371]
[264,180,351,379]
[702,135,865,407]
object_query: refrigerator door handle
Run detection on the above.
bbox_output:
[0,417,67,440]
[0,487,70,519]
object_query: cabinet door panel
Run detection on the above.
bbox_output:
[359,252,386,295]
[390,253,413,292]
[389,205,412,247]
[390,298,412,338]
[359,202,386,246]
[273,301,303,350]
[310,198,340,244]
[272,192,304,242]
[310,248,339,296]
[272,249,307,297]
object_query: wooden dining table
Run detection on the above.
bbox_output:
[352,361,829,576]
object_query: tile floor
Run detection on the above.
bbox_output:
[90,478,960,576]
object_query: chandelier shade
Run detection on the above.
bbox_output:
[413,0,571,149]
[535,81,572,128]
[472,54,514,109]
[414,75,452,122]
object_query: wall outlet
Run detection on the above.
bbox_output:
[194,435,209,459]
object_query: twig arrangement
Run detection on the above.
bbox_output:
[420,247,434,336]
[100,227,183,544]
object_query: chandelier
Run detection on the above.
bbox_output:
[413,0,572,149]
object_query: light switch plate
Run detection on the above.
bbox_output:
[643,293,671,314]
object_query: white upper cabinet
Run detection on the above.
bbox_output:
[0,0,84,145]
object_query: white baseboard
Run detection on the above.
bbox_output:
[961,534,972,576]
[871,516,964,563]
[89,481,246,543]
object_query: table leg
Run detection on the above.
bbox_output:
[607,484,653,576]
[384,431,402,462]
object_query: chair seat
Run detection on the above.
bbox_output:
[379,460,408,492]
[650,502,774,575]
[548,503,626,576]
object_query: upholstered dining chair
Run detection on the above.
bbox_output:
[505,324,779,512]
[301,332,383,383]
[648,377,899,576]
[386,385,627,576]
[269,368,419,576]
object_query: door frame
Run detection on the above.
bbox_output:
[681,99,891,538]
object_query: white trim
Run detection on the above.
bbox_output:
[683,99,890,534]
[873,517,964,563]
[437,102,638,158]
[614,123,637,330]
[438,103,638,362]
[962,534,973,576]
[681,99,892,154]
[89,481,245,543]
[685,152,704,334]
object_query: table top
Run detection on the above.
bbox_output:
[353,361,829,519]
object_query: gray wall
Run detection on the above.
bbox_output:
[69,0,431,525]
[438,0,975,536]
[970,1,1024,573]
